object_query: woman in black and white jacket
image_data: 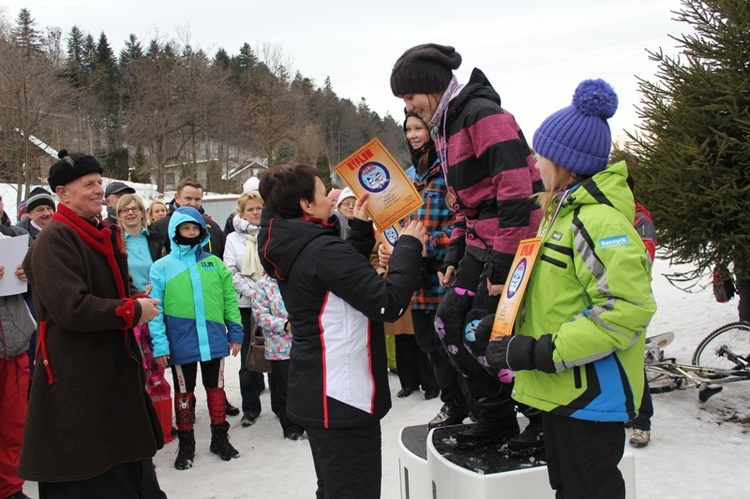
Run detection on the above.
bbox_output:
[258,164,426,499]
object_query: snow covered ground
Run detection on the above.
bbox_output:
[20,256,750,499]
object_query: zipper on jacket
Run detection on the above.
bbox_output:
[573,366,582,389]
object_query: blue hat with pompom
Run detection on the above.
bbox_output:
[533,79,618,176]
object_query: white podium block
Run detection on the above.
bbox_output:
[398,425,432,499]
[427,424,551,499]
[406,424,638,499]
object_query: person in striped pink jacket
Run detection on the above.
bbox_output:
[391,43,545,447]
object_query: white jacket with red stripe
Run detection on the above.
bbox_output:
[258,212,423,429]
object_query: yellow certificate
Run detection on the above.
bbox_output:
[491,237,542,339]
[334,138,423,231]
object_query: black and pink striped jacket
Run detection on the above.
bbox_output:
[437,68,544,284]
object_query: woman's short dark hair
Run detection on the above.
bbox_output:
[259,163,319,219]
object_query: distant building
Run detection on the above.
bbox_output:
[0,129,58,185]
[221,157,268,188]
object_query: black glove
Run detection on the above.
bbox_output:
[486,334,557,373]
[478,260,496,285]
[473,314,495,351]
[480,251,512,286]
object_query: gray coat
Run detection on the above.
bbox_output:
[0,225,34,359]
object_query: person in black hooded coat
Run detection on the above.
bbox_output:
[258,164,427,499]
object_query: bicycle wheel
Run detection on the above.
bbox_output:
[692,321,750,373]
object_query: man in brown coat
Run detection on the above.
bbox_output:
[20,150,166,498]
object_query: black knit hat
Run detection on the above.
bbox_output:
[48,149,103,191]
[390,43,462,97]
[403,110,422,132]
[26,187,56,212]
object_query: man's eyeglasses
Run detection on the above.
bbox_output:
[119,207,141,214]
[339,200,355,208]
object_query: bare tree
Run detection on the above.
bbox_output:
[0,12,71,200]
[244,43,306,167]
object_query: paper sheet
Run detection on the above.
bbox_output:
[0,235,29,296]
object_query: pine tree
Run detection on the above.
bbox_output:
[213,48,230,70]
[90,32,122,149]
[626,0,750,278]
[119,34,144,70]
[130,144,150,183]
[12,8,43,57]
[316,152,333,191]
[65,26,89,87]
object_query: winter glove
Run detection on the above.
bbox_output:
[480,250,513,287]
[486,334,557,373]
[473,313,495,351]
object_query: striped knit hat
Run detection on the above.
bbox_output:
[26,187,56,212]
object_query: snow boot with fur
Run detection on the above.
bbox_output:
[210,421,240,461]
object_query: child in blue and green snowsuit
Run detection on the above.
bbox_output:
[150,206,244,469]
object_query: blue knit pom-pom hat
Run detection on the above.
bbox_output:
[533,79,618,176]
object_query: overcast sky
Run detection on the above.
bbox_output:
[1,0,688,143]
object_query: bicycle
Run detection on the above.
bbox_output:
[645,322,750,402]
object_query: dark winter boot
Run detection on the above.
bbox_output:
[210,421,240,461]
[502,419,544,457]
[428,403,468,428]
[174,429,195,470]
[454,396,519,448]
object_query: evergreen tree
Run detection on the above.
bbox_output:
[65,26,89,87]
[90,32,122,149]
[12,8,43,57]
[229,42,257,92]
[213,48,230,69]
[316,152,332,191]
[83,33,96,75]
[130,144,150,183]
[626,0,750,278]
[119,33,144,70]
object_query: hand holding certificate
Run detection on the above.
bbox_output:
[334,138,423,231]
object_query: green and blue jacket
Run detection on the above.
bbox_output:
[149,207,243,365]
[513,161,656,422]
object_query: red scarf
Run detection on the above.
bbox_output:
[52,204,127,299]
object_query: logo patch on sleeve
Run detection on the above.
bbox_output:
[551,231,563,241]
[598,235,629,248]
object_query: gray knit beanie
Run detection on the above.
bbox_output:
[390,43,462,96]
[26,187,56,212]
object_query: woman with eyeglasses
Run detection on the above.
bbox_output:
[117,194,165,293]
[223,190,271,428]
[332,187,356,239]
[116,193,172,444]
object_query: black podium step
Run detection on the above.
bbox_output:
[400,423,431,460]
[431,424,546,475]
